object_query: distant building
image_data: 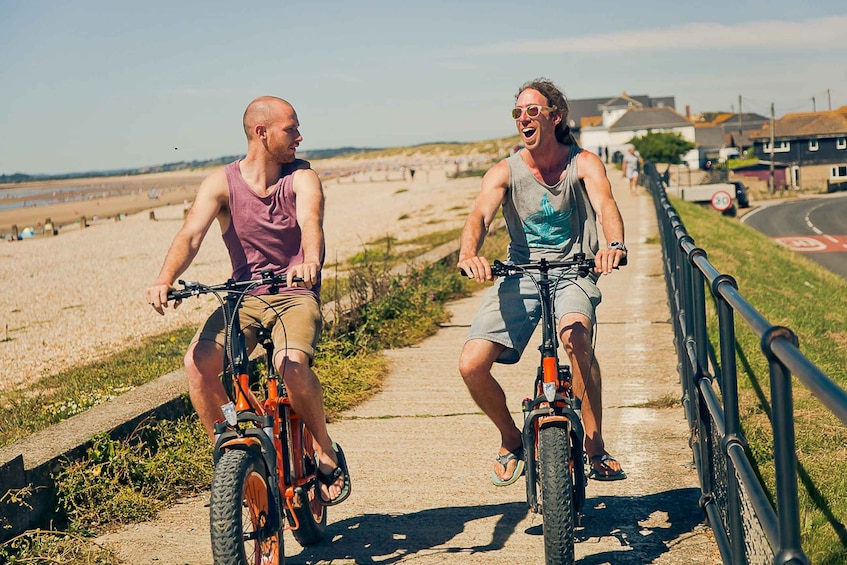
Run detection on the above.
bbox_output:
[695,112,769,167]
[577,92,695,167]
[567,92,676,137]
[749,106,847,191]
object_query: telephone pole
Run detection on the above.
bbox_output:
[769,102,775,194]
[812,96,816,112]
[828,89,832,111]
[738,95,743,156]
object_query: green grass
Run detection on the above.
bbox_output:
[0,327,196,446]
[673,198,847,563]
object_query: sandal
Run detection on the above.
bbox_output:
[588,453,627,481]
[491,444,525,487]
[315,442,352,506]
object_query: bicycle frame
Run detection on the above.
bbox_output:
[171,273,319,536]
[490,256,591,516]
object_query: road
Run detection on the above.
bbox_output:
[741,194,847,278]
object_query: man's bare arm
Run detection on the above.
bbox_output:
[578,152,626,274]
[458,160,509,282]
[290,168,325,289]
[146,169,228,313]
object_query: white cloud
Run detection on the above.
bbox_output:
[469,15,847,55]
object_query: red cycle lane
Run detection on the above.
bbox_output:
[773,235,847,253]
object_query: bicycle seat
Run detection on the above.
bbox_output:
[256,327,274,348]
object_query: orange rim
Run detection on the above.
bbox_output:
[244,470,281,565]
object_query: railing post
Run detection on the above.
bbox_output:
[688,249,717,506]
[713,274,748,565]
[762,327,811,565]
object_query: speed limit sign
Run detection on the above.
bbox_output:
[710,190,733,212]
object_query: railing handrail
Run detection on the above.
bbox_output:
[644,160,847,564]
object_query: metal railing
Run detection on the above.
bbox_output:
[643,161,847,564]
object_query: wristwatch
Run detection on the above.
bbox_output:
[608,241,627,253]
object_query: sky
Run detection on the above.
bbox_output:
[2,0,846,176]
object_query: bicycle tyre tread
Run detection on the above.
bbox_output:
[539,425,576,564]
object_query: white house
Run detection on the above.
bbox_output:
[579,94,698,167]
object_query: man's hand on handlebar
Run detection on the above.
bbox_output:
[287,261,321,289]
[146,282,180,316]
[458,256,493,283]
[594,248,627,275]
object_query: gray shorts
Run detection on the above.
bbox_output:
[466,272,602,364]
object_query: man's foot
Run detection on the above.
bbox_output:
[316,442,352,506]
[588,453,627,481]
[492,443,525,486]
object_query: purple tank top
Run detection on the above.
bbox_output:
[221,159,319,298]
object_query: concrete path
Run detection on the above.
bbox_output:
[99,172,722,564]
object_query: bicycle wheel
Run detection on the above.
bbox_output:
[286,480,327,546]
[210,449,284,565]
[285,425,327,546]
[538,425,575,564]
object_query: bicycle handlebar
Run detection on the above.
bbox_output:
[167,270,305,301]
[461,252,627,279]
[490,256,595,278]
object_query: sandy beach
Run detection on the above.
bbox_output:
[0,157,487,391]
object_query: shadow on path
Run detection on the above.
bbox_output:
[289,502,527,563]
[287,488,705,563]
[573,488,706,564]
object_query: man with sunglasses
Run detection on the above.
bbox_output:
[458,78,628,485]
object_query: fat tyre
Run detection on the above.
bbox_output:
[539,425,575,564]
[286,479,327,545]
[210,449,283,565]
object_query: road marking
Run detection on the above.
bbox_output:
[774,235,847,252]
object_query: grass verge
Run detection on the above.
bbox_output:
[673,198,847,563]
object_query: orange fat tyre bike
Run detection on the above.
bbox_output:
[169,272,325,565]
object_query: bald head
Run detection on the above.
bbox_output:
[243,96,294,140]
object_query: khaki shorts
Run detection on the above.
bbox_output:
[192,293,322,363]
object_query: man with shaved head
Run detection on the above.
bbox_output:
[147,96,350,507]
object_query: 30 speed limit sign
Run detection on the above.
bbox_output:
[710,190,733,212]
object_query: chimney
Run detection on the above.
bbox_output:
[686,105,691,120]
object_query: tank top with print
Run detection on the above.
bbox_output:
[503,147,599,264]
[221,159,319,299]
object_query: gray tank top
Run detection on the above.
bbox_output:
[503,148,599,263]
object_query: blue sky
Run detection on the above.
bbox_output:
[2,1,846,176]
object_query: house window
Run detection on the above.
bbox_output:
[809,139,819,151]
[837,137,847,150]
[832,165,847,179]
[764,140,790,153]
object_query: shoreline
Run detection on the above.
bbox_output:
[0,170,208,238]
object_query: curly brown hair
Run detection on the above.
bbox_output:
[515,78,575,145]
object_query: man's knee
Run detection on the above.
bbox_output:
[184,340,223,382]
[276,350,317,386]
[459,340,500,381]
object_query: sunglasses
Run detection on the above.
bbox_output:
[511,104,557,120]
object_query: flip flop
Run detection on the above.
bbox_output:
[491,445,525,487]
[588,453,627,481]
[316,442,352,506]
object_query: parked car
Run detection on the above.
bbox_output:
[729,181,750,208]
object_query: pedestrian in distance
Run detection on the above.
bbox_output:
[146,95,350,506]
[623,145,643,196]
[457,78,628,485]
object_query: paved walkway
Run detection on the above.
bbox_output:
[100,171,721,563]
